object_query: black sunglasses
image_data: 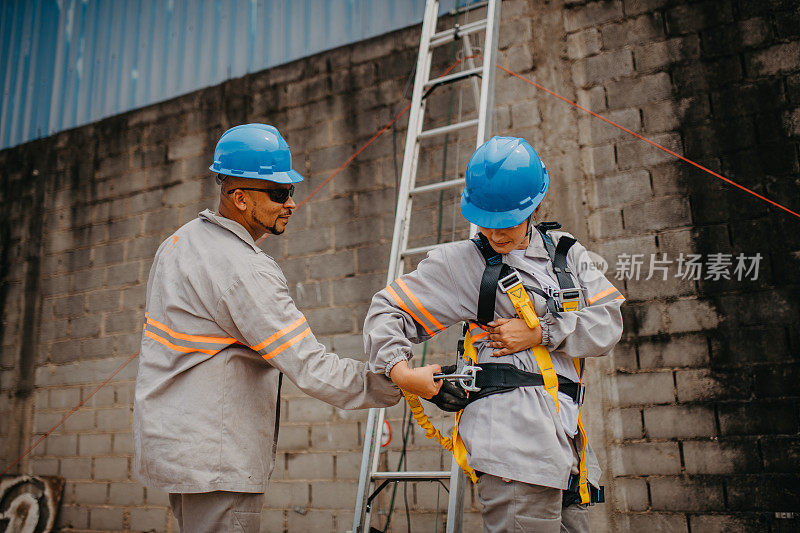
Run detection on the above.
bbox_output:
[226,185,295,204]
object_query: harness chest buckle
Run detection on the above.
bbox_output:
[558,288,583,312]
[497,270,522,293]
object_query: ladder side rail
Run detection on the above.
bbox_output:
[445,456,466,533]
[475,0,501,146]
[386,0,440,284]
[352,408,380,532]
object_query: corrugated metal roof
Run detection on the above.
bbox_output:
[1,0,478,150]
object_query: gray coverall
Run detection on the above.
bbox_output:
[133,209,400,531]
[364,230,624,532]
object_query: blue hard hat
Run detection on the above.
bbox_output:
[209,123,304,183]
[460,136,549,229]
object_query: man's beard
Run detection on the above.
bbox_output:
[253,212,285,235]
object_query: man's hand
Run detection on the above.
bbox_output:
[389,360,442,399]
[487,317,543,356]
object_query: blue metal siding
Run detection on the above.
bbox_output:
[1,0,476,149]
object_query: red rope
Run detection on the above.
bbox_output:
[496,64,800,220]
[1,352,138,477]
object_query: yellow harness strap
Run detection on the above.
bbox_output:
[573,359,591,504]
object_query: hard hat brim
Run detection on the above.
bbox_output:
[209,166,304,184]
[460,190,542,229]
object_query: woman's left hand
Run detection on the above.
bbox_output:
[486,318,543,356]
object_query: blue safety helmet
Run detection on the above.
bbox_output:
[460,136,549,229]
[209,123,304,183]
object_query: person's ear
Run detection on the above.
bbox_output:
[230,190,248,212]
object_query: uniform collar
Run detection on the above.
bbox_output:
[523,229,552,260]
[199,209,263,254]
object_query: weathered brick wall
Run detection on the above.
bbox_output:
[566,0,800,531]
[1,0,797,531]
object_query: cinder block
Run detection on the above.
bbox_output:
[55,505,89,529]
[614,477,649,511]
[49,387,82,409]
[168,133,206,161]
[163,180,203,207]
[96,408,132,431]
[93,242,125,266]
[601,12,665,49]
[589,170,651,209]
[286,452,334,480]
[86,289,121,313]
[305,307,353,336]
[78,433,113,456]
[69,314,102,339]
[61,457,92,480]
[80,337,116,360]
[612,371,674,407]
[334,451,363,479]
[572,49,634,87]
[564,1,624,32]
[63,409,95,431]
[73,482,108,504]
[606,72,673,109]
[309,480,356,509]
[611,441,681,475]
[718,401,797,436]
[71,269,105,292]
[664,299,720,333]
[621,512,687,532]
[104,311,140,334]
[638,334,710,368]
[130,507,168,531]
[643,405,716,438]
[567,28,601,59]
[683,439,761,474]
[610,407,644,440]
[53,295,85,318]
[335,218,383,248]
[581,144,617,176]
[287,509,335,532]
[287,397,334,423]
[688,514,767,533]
[277,425,310,450]
[264,481,309,508]
[45,434,78,456]
[665,1,733,35]
[89,506,124,529]
[332,273,384,306]
[108,482,144,505]
[649,476,724,511]
[113,432,135,454]
[310,422,360,451]
[146,487,171,506]
[636,36,701,72]
[94,456,129,480]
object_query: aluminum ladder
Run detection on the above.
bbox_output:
[351,1,502,531]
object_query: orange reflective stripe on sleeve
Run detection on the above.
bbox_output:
[262,326,312,360]
[145,313,239,345]
[251,316,307,352]
[385,285,435,336]
[468,323,489,341]
[143,327,221,356]
[588,286,625,306]
[396,279,445,331]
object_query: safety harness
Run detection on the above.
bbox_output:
[403,222,604,506]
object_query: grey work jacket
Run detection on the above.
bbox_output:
[364,230,624,490]
[134,209,400,493]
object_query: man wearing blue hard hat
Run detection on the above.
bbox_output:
[133,124,406,532]
[365,136,625,532]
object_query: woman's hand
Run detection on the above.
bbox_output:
[486,318,543,356]
[389,360,443,399]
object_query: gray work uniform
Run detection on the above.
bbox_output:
[364,230,624,528]
[134,209,400,498]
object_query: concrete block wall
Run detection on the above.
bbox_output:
[565,0,800,530]
[1,0,797,531]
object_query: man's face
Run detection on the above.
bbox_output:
[477,219,529,254]
[247,183,296,236]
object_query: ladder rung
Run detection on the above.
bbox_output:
[410,178,465,195]
[424,66,483,91]
[401,243,444,257]
[418,118,478,139]
[372,470,451,481]
[430,19,487,48]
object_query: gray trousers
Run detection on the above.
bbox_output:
[476,474,590,533]
[169,491,264,533]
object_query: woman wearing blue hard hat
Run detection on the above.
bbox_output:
[365,136,625,532]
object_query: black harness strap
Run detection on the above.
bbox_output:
[472,233,512,325]
[535,222,577,290]
[467,363,584,404]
